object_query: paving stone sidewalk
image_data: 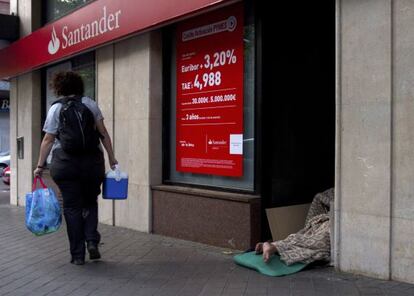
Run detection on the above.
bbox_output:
[0,203,413,296]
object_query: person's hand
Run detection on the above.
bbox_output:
[109,157,118,170]
[255,242,264,254]
[33,167,44,177]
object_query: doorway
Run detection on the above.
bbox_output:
[259,2,336,239]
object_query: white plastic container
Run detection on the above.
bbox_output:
[103,165,128,199]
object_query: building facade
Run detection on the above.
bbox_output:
[0,0,413,285]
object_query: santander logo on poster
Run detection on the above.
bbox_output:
[47,6,122,55]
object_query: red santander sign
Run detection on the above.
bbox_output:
[0,0,234,79]
[48,6,121,55]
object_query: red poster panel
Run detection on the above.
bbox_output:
[176,3,244,177]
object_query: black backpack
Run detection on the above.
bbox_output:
[52,96,100,154]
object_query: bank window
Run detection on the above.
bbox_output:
[164,3,255,191]
[43,0,92,23]
[44,52,95,115]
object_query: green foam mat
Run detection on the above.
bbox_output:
[234,251,308,276]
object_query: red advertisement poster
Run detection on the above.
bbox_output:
[176,3,244,177]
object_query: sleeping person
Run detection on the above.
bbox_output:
[255,188,334,266]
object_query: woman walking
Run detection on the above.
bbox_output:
[34,71,117,265]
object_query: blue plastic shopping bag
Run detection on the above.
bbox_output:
[25,177,62,236]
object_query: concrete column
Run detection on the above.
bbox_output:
[148,31,163,223]
[391,0,414,284]
[96,44,115,225]
[339,0,392,279]
[10,0,17,15]
[11,72,41,206]
[12,0,41,37]
[9,78,17,205]
[112,32,162,232]
[9,0,42,206]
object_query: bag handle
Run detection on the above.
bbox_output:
[32,176,47,191]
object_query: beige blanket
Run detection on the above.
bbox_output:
[274,188,334,266]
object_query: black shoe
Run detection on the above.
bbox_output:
[87,242,101,260]
[71,258,85,265]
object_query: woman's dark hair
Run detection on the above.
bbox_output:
[51,71,84,97]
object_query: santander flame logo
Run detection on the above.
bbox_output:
[48,27,60,55]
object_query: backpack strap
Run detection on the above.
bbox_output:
[52,95,83,141]
[51,95,82,106]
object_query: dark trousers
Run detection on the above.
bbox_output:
[50,148,105,260]
[64,206,100,260]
